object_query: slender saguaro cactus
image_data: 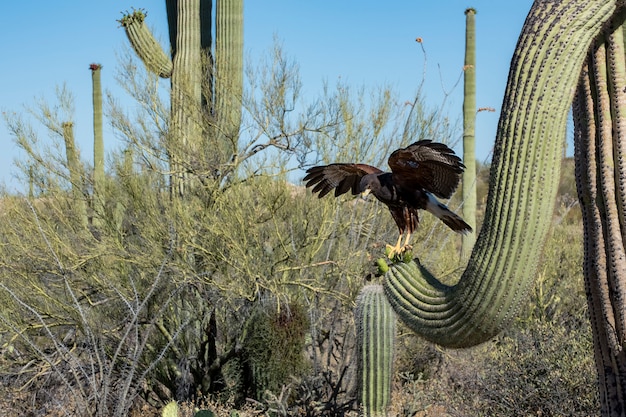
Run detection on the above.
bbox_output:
[90,63,104,226]
[120,0,243,198]
[382,0,619,347]
[355,285,396,417]
[461,8,477,260]
[62,122,88,228]
[573,9,626,414]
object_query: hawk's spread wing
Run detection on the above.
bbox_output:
[388,140,464,199]
[304,163,383,198]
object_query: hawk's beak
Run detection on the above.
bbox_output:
[361,189,371,198]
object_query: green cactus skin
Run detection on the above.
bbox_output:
[461,7,477,260]
[90,63,104,226]
[169,0,203,197]
[215,0,244,145]
[382,0,620,349]
[119,9,173,78]
[573,10,626,414]
[161,400,179,417]
[355,284,396,417]
[62,122,87,227]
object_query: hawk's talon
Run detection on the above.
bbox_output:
[386,243,413,261]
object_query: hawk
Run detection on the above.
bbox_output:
[303,140,472,258]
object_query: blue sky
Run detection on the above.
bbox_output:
[0,1,534,191]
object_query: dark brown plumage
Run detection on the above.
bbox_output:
[304,140,472,257]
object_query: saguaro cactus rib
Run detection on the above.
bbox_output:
[383,0,621,348]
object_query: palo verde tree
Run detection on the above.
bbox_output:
[380,0,626,414]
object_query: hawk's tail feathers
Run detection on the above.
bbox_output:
[425,193,473,234]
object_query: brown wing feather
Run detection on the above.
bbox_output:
[304,163,383,198]
[388,140,465,199]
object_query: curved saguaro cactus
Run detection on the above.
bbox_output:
[573,10,626,414]
[119,0,243,197]
[382,0,620,348]
[355,285,396,417]
[461,7,477,260]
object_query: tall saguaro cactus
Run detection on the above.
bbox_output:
[461,8,477,260]
[120,0,243,197]
[573,10,626,414]
[90,63,104,227]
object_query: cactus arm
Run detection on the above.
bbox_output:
[383,0,621,348]
[119,9,173,78]
[461,8,477,259]
[355,285,396,417]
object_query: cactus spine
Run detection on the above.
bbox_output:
[355,285,396,417]
[461,7,477,260]
[382,0,617,348]
[120,0,243,198]
[90,63,104,226]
